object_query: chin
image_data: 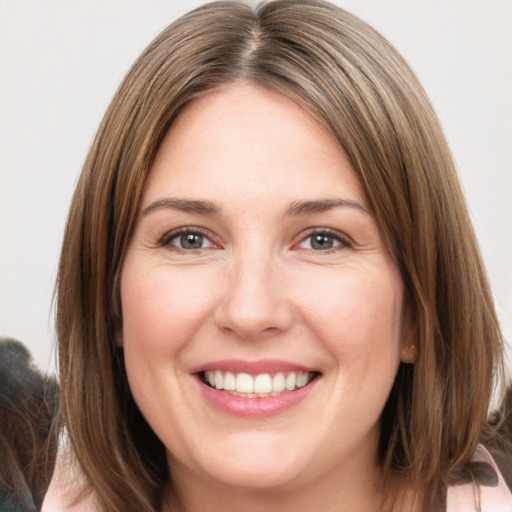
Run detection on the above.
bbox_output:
[201,459,304,491]
[171,432,311,491]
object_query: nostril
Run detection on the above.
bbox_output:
[214,306,294,340]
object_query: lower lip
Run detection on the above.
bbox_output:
[197,377,318,418]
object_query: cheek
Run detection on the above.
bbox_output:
[120,264,218,354]
[296,268,404,363]
[118,264,218,431]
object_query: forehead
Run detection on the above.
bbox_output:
[142,83,367,211]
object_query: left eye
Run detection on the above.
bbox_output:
[298,232,348,251]
[165,231,214,250]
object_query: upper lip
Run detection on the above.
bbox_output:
[189,359,319,375]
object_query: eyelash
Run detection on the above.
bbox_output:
[156,227,352,253]
[295,228,352,252]
[158,227,218,252]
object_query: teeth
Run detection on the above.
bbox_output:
[296,373,309,388]
[285,372,297,391]
[215,370,224,390]
[223,371,236,391]
[254,374,272,393]
[235,373,253,393]
[203,370,315,395]
[272,373,286,392]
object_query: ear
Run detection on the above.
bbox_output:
[400,303,418,364]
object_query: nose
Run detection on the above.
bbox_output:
[214,249,294,340]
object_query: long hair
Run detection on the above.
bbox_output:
[56,1,504,510]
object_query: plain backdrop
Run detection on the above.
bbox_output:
[1,0,511,377]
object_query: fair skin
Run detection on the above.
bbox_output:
[119,83,416,512]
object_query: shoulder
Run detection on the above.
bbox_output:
[447,445,512,512]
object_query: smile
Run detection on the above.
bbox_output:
[201,370,317,397]
[193,362,321,417]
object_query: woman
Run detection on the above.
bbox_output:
[52,1,511,510]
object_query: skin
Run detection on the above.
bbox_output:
[119,83,416,512]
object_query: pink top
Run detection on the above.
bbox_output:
[447,445,512,511]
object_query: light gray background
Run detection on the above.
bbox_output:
[1,0,511,377]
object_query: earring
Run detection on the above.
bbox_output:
[402,344,418,364]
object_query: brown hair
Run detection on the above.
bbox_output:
[56,1,505,510]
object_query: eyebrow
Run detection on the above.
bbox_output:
[142,198,221,216]
[142,197,369,218]
[284,198,370,216]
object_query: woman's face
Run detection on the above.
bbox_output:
[119,84,413,496]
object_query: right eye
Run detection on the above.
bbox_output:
[161,229,216,251]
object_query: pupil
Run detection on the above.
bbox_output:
[181,233,202,249]
[312,234,333,250]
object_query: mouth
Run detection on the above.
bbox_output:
[198,370,320,398]
[191,360,321,416]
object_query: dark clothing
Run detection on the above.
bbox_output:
[0,339,59,511]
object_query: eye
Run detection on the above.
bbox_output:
[297,230,350,251]
[161,229,216,251]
